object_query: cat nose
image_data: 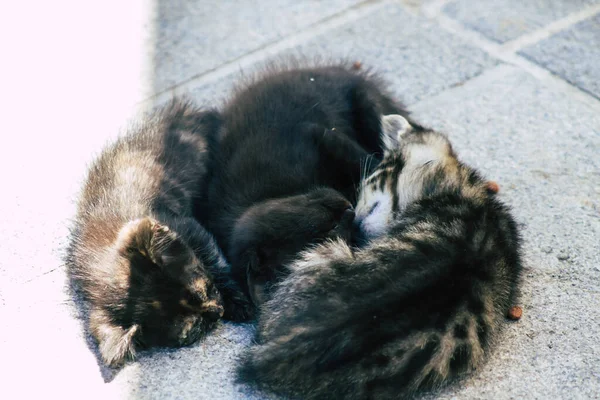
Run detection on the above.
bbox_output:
[203,308,223,323]
[201,302,224,322]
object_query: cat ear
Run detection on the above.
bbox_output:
[115,217,192,269]
[380,114,412,153]
[90,309,138,367]
[115,217,155,260]
[146,222,193,269]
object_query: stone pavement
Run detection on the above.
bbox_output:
[1,0,599,399]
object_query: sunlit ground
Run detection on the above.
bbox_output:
[0,1,155,397]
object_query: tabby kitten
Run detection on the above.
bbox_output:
[199,62,411,304]
[66,99,251,367]
[239,115,523,399]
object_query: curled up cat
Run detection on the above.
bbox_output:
[200,62,412,307]
[238,115,523,399]
[66,99,252,367]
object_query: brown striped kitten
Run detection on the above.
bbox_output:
[66,99,251,367]
[239,115,523,399]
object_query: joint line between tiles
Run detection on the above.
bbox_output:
[141,0,391,104]
[22,265,65,284]
[500,3,600,53]
[429,12,600,112]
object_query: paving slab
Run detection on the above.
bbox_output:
[519,13,600,100]
[0,116,137,284]
[185,2,499,106]
[151,0,364,94]
[0,157,81,284]
[443,0,600,43]
[1,268,123,399]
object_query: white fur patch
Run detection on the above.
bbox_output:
[406,144,439,165]
[355,190,393,240]
[290,239,353,273]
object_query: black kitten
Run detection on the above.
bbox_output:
[199,62,410,303]
[66,99,251,366]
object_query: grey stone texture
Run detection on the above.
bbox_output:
[291,4,499,105]
[186,3,498,107]
[520,13,600,99]
[443,0,600,43]
[151,0,364,93]
[3,0,600,399]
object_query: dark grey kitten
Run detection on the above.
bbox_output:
[239,115,523,399]
[66,99,251,367]
[198,62,410,306]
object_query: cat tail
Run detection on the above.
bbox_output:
[238,311,490,400]
[237,239,497,399]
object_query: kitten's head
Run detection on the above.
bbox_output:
[355,115,491,241]
[90,217,224,367]
[230,188,355,306]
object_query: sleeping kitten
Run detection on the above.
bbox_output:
[239,115,523,399]
[199,62,411,304]
[66,99,251,367]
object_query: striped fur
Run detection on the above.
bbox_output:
[238,115,523,399]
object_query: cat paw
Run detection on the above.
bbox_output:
[219,282,255,322]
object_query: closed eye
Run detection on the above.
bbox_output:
[368,201,380,215]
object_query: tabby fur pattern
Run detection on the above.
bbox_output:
[239,114,523,399]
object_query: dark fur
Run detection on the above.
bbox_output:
[198,62,409,304]
[66,100,251,366]
[230,187,355,306]
[238,116,523,399]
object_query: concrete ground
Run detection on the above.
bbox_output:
[1,0,599,398]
